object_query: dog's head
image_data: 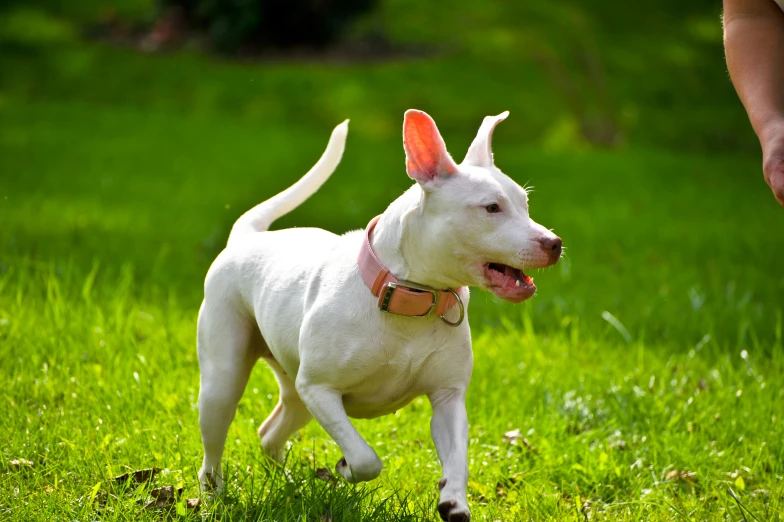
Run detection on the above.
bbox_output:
[402,110,561,303]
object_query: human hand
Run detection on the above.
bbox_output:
[760,120,784,207]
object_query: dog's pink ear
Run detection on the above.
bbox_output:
[462,111,509,167]
[403,110,458,184]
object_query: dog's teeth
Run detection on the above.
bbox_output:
[515,279,521,287]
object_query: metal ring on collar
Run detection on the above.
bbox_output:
[440,289,465,327]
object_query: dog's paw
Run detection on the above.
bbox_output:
[198,470,223,494]
[334,454,383,483]
[260,439,287,463]
[335,456,351,480]
[437,498,471,522]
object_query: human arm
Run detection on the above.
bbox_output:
[723,0,784,206]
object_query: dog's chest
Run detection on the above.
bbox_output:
[339,333,454,419]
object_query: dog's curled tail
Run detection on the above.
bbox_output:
[227,120,349,247]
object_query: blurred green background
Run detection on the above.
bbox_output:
[1,0,783,520]
[1,0,780,336]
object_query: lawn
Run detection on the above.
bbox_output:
[1,2,784,521]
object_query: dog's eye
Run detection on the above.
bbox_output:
[485,203,501,214]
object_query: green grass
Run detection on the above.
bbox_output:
[2,260,782,521]
[2,2,784,519]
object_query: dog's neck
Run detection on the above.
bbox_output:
[370,185,462,290]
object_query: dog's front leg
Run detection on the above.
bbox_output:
[296,381,383,482]
[429,388,471,522]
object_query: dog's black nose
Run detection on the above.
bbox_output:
[538,237,562,264]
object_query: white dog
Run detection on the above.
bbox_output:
[197,110,561,521]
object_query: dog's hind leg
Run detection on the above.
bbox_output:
[196,299,258,491]
[257,358,312,461]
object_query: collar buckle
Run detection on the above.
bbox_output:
[379,281,439,318]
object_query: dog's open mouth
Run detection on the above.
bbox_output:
[483,262,536,303]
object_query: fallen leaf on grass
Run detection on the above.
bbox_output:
[137,485,200,513]
[8,459,34,470]
[113,467,161,485]
[503,429,522,443]
[142,497,167,510]
[502,429,537,452]
[665,469,697,484]
[150,485,183,500]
